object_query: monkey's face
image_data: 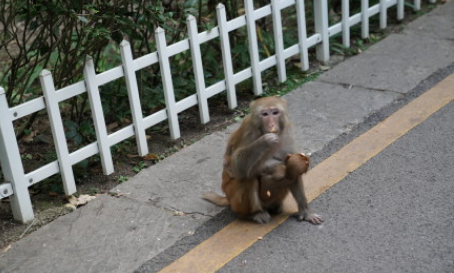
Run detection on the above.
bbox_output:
[259,108,282,134]
[249,96,288,135]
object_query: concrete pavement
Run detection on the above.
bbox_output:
[1,1,454,272]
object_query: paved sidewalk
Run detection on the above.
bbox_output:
[1,1,453,272]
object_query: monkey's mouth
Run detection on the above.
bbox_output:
[267,126,279,134]
[264,129,279,134]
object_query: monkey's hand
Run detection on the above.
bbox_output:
[294,212,324,225]
[231,133,279,179]
[260,133,279,146]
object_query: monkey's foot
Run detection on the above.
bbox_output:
[252,211,271,224]
[294,212,324,225]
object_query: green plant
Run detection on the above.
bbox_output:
[118,176,129,183]
[132,161,146,173]
[81,187,100,195]
[0,0,199,140]
[64,120,96,147]
[21,153,33,160]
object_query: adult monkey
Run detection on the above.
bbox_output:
[203,96,323,224]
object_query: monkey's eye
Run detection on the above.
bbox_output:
[272,111,279,115]
[262,112,268,117]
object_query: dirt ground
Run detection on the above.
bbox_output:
[0,91,256,252]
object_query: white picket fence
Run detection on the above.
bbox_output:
[0,0,437,223]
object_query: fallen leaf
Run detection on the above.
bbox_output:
[35,134,53,144]
[21,135,34,143]
[90,167,102,174]
[21,130,38,143]
[48,192,58,197]
[127,154,140,158]
[106,122,119,131]
[1,244,11,253]
[67,195,78,206]
[144,153,160,161]
[110,192,130,198]
[76,194,96,206]
[64,203,77,212]
[173,211,186,216]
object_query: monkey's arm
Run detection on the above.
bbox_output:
[229,133,278,179]
[289,176,323,225]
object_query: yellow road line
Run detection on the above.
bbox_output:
[159,73,454,273]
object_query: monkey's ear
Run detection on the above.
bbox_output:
[285,154,291,164]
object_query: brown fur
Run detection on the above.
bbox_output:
[203,97,323,224]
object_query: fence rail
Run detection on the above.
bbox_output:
[0,0,437,223]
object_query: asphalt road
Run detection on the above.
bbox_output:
[135,69,454,273]
[217,101,454,273]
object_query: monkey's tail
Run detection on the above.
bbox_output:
[202,192,229,207]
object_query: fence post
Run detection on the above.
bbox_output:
[40,70,77,195]
[361,0,370,38]
[295,0,309,70]
[0,87,35,223]
[120,40,149,156]
[83,57,115,174]
[342,0,350,48]
[271,0,286,82]
[216,4,238,109]
[380,0,387,29]
[155,27,181,139]
[244,0,263,95]
[187,15,210,124]
[314,0,330,63]
[414,0,421,11]
[397,0,404,20]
